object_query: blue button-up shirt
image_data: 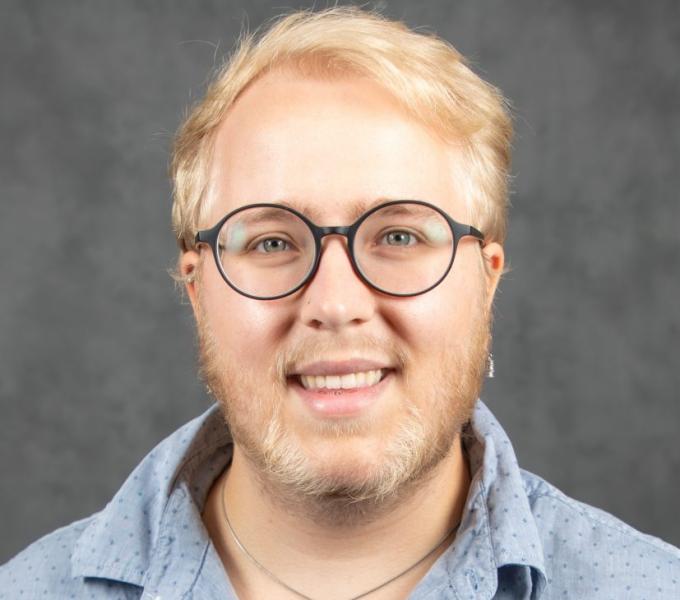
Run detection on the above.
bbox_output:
[2,400,679,599]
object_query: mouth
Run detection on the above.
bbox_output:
[286,363,396,417]
[296,368,390,391]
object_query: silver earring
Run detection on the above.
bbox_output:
[486,353,495,378]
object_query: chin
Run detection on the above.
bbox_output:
[266,403,446,493]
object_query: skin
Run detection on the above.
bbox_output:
[180,71,504,599]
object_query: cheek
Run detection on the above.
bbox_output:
[383,254,485,360]
[200,276,289,366]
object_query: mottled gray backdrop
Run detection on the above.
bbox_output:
[1,0,679,562]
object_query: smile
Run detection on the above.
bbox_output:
[290,368,394,418]
[298,369,387,391]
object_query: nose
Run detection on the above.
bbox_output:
[299,236,376,330]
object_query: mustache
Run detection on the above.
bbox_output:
[274,334,409,380]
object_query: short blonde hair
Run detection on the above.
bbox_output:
[171,7,512,253]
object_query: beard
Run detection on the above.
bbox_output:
[197,297,491,526]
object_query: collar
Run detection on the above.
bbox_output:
[70,402,231,587]
[414,400,547,599]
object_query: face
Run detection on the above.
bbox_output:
[182,71,504,515]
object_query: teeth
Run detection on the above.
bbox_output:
[299,369,385,391]
[341,373,357,388]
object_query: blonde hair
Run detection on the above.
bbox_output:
[170,7,513,253]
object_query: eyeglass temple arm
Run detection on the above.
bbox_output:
[195,222,223,247]
[469,225,484,239]
[450,221,485,245]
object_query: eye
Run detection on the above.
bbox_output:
[255,238,290,253]
[380,230,418,246]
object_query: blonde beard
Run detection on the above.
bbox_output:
[196,301,491,526]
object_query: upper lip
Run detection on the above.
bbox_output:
[291,359,393,377]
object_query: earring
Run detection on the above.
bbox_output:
[486,353,495,378]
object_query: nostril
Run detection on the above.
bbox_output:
[307,318,325,330]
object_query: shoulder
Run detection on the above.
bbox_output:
[0,515,139,599]
[0,405,226,599]
[1,516,84,597]
[520,469,680,598]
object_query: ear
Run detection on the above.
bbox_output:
[179,250,202,320]
[481,242,504,311]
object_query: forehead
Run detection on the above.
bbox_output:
[205,71,468,225]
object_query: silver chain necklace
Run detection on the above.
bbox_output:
[220,478,461,600]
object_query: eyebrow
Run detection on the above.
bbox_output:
[233,207,303,225]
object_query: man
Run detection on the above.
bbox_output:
[1,7,678,599]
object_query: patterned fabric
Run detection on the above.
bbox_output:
[2,400,679,599]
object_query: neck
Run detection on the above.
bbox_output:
[203,435,471,599]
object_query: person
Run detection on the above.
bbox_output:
[1,7,678,599]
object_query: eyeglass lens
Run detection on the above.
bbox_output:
[215,203,454,298]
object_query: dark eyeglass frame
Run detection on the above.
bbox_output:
[195,199,485,300]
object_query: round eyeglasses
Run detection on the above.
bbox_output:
[194,200,484,300]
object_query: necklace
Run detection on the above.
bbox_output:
[219,478,461,600]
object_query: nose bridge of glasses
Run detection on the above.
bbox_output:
[315,225,356,264]
[317,225,352,238]
[314,225,354,261]
[313,225,354,256]
[311,225,359,280]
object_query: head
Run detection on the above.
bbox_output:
[173,8,511,523]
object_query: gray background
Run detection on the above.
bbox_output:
[1,0,678,562]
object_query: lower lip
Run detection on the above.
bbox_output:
[289,371,393,417]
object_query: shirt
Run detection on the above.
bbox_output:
[2,399,679,599]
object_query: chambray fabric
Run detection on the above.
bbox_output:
[2,400,679,599]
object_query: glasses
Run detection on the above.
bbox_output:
[195,200,484,300]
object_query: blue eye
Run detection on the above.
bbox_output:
[381,230,417,246]
[255,238,290,253]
